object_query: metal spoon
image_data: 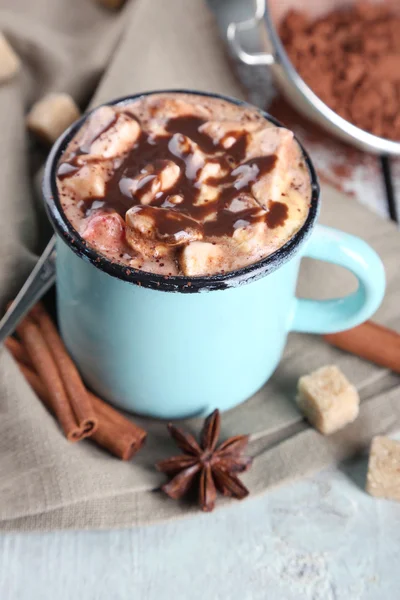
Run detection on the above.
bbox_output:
[0,236,56,344]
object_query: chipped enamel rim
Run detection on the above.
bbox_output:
[43,89,320,293]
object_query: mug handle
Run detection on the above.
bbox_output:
[290,224,386,334]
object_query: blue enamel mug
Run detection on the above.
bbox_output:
[43,90,386,419]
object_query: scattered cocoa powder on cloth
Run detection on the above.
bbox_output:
[280,2,400,141]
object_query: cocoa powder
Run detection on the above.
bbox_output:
[280,2,400,141]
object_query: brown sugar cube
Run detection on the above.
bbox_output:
[96,0,126,9]
[296,365,359,435]
[26,93,81,144]
[0,33,20,83]
[366,437,400,502]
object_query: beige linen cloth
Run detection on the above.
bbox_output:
[0,0,399,532]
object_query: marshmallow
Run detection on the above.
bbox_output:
[59,162,110,200]
[80,211,125,254]
[81,108,140,159]
[248,127,295,207]
[180,241,224,276]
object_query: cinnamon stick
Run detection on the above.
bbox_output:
[324,321,400,373]
[89,393,147,460]
[30,303,97,436]
[15,318,87,442]
[4,336,32,367]
[18,361,147,460]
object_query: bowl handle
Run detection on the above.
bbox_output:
[227,0,275,66]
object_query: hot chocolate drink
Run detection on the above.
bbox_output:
[56,93,311,276]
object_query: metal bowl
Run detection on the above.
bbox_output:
[228,0,400,156]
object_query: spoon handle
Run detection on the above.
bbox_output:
[0,236,56,344]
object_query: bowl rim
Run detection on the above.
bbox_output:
[42,89,320,293]
[262,0,400,156]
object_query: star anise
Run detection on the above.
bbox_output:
[156,409,253,512]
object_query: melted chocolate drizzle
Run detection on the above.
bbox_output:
[59,113,287,238]
[266,201,288,229]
